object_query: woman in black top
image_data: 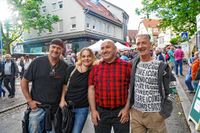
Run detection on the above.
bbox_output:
[60,48,96,133]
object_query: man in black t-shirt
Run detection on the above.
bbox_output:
[21,38,68,133]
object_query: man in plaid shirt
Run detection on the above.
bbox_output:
[88,39,132,133]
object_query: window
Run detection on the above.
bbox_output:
[103,23,106,32]
[71,17,76,29]
[99,21,102,32]
[58,20,63,32]
[58,1,63,9]
[42,6,47,13]
[52,3,57,10]
[93,19,96,30]
[107,25,110,33]
[86,23,90,28]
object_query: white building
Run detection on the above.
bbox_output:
[20,0,128,54]
[158,28,176,48]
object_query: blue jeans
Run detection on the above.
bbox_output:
[185,74,194,91]
[95,106,129,133]
[0,80,5,97]
[72,107,89,133]
[192,80,199,91]
[28,108,55,133]
[175,60,183,75]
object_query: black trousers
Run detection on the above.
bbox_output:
[95,106,129,133]
[4,75,15,96]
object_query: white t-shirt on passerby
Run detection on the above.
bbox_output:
[133,60,162,112]
[24,60,32,70]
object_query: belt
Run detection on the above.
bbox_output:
[97,106,124,110]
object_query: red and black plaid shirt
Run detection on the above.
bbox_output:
[89,58,132,108]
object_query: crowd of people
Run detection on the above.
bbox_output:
[0,34,180,133]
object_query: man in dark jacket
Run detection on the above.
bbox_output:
[3,54,18,98]
[0,56,5,97]
[128,34,172,133]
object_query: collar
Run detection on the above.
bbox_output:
[102,57,120,64]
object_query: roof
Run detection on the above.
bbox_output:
[128,30,138,38]
[142,19,160,28]
[76,0,121,24]
[142,19,160,36]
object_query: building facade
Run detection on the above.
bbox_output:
[16,0,128,54]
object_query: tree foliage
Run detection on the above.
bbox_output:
[1,0,59,54]
[136,0,200,37]
[170,36,181,45]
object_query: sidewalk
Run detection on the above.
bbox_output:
[0,79,26,113]
[175,64,200,133]
[0,69,199,132]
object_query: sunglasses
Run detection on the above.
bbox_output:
[49,68,56,77]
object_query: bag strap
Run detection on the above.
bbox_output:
[158,62,168,99]
[66,67,76,88]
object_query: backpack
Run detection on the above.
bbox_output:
[165,52,170,61]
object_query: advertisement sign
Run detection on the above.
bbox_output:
[188,84,200,131]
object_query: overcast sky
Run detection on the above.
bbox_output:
[106,0,143,30]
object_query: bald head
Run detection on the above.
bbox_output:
[101,39,117,63]
[101,39,116,47]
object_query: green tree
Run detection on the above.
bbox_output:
[1,0,59,54]
[170,36,181,45]
[136,0,200,37]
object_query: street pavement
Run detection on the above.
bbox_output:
[0,65,199,133]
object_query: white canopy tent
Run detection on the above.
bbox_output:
[88,40,130,51]
[115,42,131,51]
[88,40,103,52]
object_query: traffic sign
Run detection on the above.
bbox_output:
[181,32,189,40]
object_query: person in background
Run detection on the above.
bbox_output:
[155,47,165,62]
[18,56,25,79]
[88,39,131,133]
[3,54,18,98]
[24,55,32,73]
[185,52,196,93]
[174,46,184,76]
[21,38,68,133]
[59,48,96,133]
[0,56,5,97]
[120,50,129,61]
[191,52,200,92]
[167,45,175,70]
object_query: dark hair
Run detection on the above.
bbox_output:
[50,38,64,48]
